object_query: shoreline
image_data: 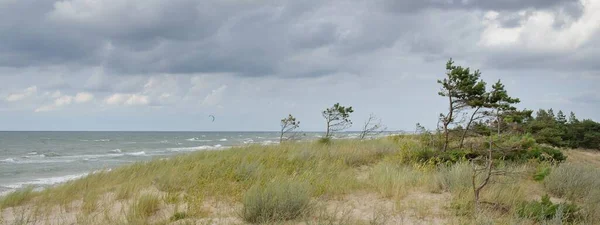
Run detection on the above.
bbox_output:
[0,132,402,196]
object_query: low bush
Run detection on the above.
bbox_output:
[170,212,187,221]
[317,137,332,145]
[517,194,579,222]
[533,165,551,181]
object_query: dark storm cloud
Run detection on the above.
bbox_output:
[0,0,596,79]
[0,0,348,77]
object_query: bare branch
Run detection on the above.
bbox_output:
[359,113,387,139]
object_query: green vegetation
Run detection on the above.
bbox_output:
[126,194,162,224]
[0,186,34,208]
[526,109,600,150]
[242,180,312,223]
[322,103,354,138]
[517,194,579,222]
[2,137,599,224]
[280,114,300,143]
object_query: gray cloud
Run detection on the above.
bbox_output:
[381,0,581,12]
[0,0,595,79]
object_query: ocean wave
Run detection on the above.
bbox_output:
[1,158,75,164]
[159,140,169,143]
[0,158,16,163]
[167,145,224,152]
[126,151,146,156]
[261,140,277,146]
[2,173,89,190]
[110,149,122,153]
[42,152,61,157]
[219,138,227,142]
[186,137,211,142]
[243,139,254,144]
[93,139,111,142]
[27,152,38,155]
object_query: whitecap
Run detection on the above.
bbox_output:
[3,173,89,190]
[159,140,169,143]
[126,151,146,156]
[0,158,16,163]
[27,152,38,155]
[93,139,110,142]
[261,140,276,146]
[219,138,227,141]
[167,145,224,152]
[110,149,122,153]
[186,138,211,142]
[42,152,60,157]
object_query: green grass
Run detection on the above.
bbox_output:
[0,186,35,208]
[126,194,162,224]
[1,137,600,224]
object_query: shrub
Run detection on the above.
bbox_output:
[242,180,312,223]
[234,161,262,182]
[517,194,579,222]
[533,166,551,181]
[526,146,566,163]
[317,137,332,145]
[170,212,187,221]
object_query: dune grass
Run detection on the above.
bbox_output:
[1,136,599,224]
[0,186,35,209]
[242,180,312,223]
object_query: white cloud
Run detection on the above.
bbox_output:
[479,1,600,51]
[104,93,149,106]
[5,86,37,102]
[125,94,149,105]
[34,92,94,112]
[54,95,73,106]
[35,95,73,112]
[74,92,94,103]
[202,85,227,106]
[34,105,56,112]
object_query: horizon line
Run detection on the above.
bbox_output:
[0,130,408,133]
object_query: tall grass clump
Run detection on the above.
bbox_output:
[0,186,36,208]
[126,194,162,224]
[242,180,312,223]
[544,163,600,200]
[370,162,421,198]
[544,163,600,223]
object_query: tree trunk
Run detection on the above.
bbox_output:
[459,107,481,150]
[443,95,453,152]
[497,109,501,136]
[280,127,284,143]
[325,119,330,138]
[473,135,493,213]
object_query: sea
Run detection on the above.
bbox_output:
[0,131,381,195]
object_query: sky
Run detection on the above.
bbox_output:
[0,0,599,131]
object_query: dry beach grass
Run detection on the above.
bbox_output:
[1,136,600,224]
